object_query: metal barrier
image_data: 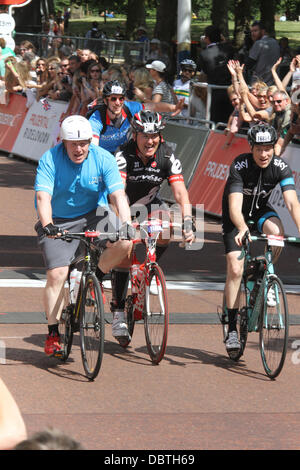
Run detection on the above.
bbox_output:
[14,32,148,64]
[189,81,229,122]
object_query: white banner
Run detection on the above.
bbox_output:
[12,99,67,161]
[269,144,300,237]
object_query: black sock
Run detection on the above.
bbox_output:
[111,270,129,310]
[96,266,105,282]
[227,308,238,333]
[48,324,59,336]
[156,244,168,261]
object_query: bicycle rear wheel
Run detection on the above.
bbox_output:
[58,304,74,362]
[221,281,248,361]
[144,264,169,364]
[259,276,289,379]
[80,273,105,380]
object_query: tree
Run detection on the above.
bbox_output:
[233,0,252,48]
[211,0,229,38]
[260,0,276,37]
[125,0,146,39]
[154,0,177,42]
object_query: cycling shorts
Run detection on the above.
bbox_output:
[35,208,120,270]
[222,206,280,254]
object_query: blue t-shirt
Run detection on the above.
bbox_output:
[89,100,143,154]
[35,142,124,219]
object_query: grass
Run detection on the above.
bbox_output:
[67,15,300,52]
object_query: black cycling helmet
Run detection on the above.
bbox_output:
[131,110,165,134]
[247,123,277,147]
[102,80,126,98]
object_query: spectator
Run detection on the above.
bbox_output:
[98,56,109,73]
[148,39,161,61]
[36,58,61,100]
[197,25,235,123]
[278,37,293,80]
[271,89,291,155]
[4,57,33,94]
[63,7,71,32]
[146,60,176,104]
[133,66,153,102]
[246,20,280,86]
[0,37,15,80]
[173,59,197,117]
[136,26,148,43]
[84,21,101,50]
[17,40,38,62]
[224,85,244,147]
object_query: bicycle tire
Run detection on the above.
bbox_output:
[259,275,289,379]
[80,273,105,380]
[58,304,74,362]
[221,282,248,362]
[144,264,169,364]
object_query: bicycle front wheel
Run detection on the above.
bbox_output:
[144,264,169,364]
[259,276,289,379]
[80,273,105,380]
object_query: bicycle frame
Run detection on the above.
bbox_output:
[130,219,166,318]
[241,234,295,333]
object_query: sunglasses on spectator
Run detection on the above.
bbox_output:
[274,99,283,103]
[109,96,125,102]
[57,72,64,75]
[48,67,56,70]
[61,64,69,67]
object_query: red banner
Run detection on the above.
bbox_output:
[188,131,250,216]
[0,94,27,152]
[0,0,29,4]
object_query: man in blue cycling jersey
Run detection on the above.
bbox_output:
[88,80,184,154]
[222,123,300,352]
[34,115,135,357]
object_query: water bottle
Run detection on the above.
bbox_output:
[70,268,81,303]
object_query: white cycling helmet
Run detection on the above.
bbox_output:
[60,115,93,141]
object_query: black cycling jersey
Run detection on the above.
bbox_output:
[222,152,295,226]
[115,140,184,206]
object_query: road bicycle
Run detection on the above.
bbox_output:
[57,230,106,380]
[218,231,300,379]
[119,219,180,364]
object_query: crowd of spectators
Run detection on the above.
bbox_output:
[0,17,300,156]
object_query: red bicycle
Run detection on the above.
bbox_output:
[121,219,180,364]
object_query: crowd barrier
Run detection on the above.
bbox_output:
[1,93,300,236]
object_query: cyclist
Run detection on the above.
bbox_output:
[173,59,197,117]
[110,110,195,342]
[34,115,135,357]
[88,79,184,154]
[222,122,300,351]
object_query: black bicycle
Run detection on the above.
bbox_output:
[58,230,105,380]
